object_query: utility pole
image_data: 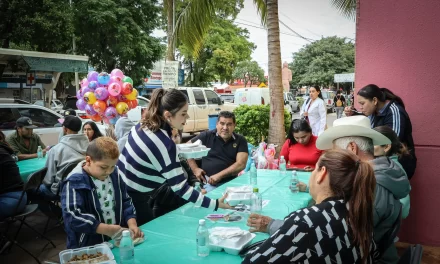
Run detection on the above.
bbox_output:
[70,0,79,92]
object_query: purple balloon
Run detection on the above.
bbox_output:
[76,99,87,110]
[87,71,99,82]
[94,87,109,101]
[88,81,98,90]
[76,89,82,100]
[104,106,118,120]
[81,87,92,97]
[85,104,97,116]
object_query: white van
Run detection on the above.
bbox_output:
[234,88,296,115]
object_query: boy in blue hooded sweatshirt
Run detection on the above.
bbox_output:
[61,137,143,249]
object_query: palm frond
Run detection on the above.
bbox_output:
[330,0,357,20]
[174,0,216,58]
[253,0,268,26]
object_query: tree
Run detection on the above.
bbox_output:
[73,0,164,86]
[179,18,255,86]
[290,36,355,87]
[0,0,73,51]
[233,60,265,87]
[330,0,357,20]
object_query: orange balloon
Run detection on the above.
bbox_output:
[121,82,133,95]
[90,114,102,122]
[93,100,107,114]
[116,102,129,115]
[107,96,118,107]
[127,99,138,109]
[125,88,138,100]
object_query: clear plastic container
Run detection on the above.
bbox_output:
[59,243,115,264]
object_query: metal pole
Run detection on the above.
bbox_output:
[70,0,79,92]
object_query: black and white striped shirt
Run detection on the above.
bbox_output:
[117,123,217,210]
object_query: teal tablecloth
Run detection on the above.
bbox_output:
[17,157,47,182]
[112,170,312,264]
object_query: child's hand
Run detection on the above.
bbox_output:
[129,226,144,239]
[297,181,308,192]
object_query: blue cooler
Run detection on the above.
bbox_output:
[208,114,218,130]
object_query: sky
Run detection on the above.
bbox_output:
[152,0,356,74]
[237,0,355,74]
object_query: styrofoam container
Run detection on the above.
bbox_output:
[178,148,210,159]
[224,192,252,206]
[59,243,114,264]
[209,232,256,255]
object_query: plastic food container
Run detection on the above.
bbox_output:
[209,232,256,255]
[59,243,115,264]
[224,192,253,206]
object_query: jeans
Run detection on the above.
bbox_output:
[37,184,58,201]
[0,191,27,220]
[335,107,344,119]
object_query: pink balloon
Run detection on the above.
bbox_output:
[80,78,89,88]
[108,83,121,97]
[94,87,109,101]
[110,68,124,79]
[104,106,118,120]
[85,104,97,116]
[108,76,122,87]
[76,99,87,110]
[87,71,98,82]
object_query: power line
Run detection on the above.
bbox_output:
[279,12,322,38]
[278,19,314,42]
[234,21,312,41]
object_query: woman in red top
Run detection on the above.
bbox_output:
[280,119,323,170]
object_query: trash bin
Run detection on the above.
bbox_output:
[208,114,218,130]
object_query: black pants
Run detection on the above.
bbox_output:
[127,190,154,226]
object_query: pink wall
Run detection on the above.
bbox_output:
[356,0,440,246]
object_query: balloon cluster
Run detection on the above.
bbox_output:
[75,69,138,124]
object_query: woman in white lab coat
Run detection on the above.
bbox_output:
[300,86,327,136]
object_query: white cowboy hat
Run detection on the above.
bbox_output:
[316,116,391,150]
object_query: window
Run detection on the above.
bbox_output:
[138,98,149,107]
[34,100,44,106]
[205,90,220,105]
[0,108,17,130]
[17,108,59,128]
[193,90,206,105]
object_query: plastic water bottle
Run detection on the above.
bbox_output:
[250,163,257,186]
[119,230,134,264]
[196,219,210,257]
[279,156,287,177]
[37,146,43,159]
[250,187,262,213]
[290,170,299,193]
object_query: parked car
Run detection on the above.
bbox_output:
[34,99,64,113]
[219,93,235,103]
[284,92,299,113]
[0,101,106,146]
[233,88,296,116]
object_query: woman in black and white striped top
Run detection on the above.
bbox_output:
[243,150,379,264]
[117,88,231,225]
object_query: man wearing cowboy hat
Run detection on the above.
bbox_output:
[316,116,410,264]
[6,117,46,160]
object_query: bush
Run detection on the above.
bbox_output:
[233,104,291,146]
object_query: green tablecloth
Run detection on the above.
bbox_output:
[17,157,47,182]
[112,170,312,264]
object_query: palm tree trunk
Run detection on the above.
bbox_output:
[166,0,175,61]
[266,0,285,153]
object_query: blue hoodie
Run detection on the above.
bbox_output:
[61,162,136,249]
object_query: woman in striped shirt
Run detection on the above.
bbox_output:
[117,88,231,225]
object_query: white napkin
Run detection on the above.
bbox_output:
[210,227,249,240]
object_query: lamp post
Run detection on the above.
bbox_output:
[70,0,79,92]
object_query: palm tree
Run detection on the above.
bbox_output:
[330,0,357,20]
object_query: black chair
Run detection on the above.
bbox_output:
[0,167,56,264]
[397,244,423,264]
[43,161,79,234]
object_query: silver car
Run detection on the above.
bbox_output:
[34,99,64,113]
[284,92,299,113]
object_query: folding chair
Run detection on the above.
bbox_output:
[43,161,79,234]
[0,167,55,264]
[397,244,423,264]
